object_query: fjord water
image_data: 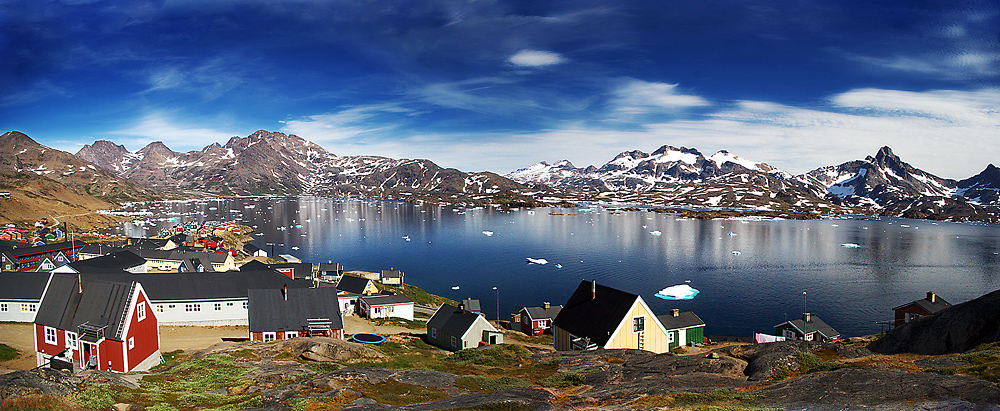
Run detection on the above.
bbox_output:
[121,198,1000,338]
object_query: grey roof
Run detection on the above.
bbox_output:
[247,287,343,333]
[427,304,483,337]
[462,298,482,312]
[522,305,562,321]
[360,294,413,306]
[69,251,145,271]
[79,243,124,256]
[0,272,51,300]
[59,268,310,301]
[129,249,230,264]
[3,242,88,257]
[381,269,403,278]
[318,263,341,272]
[656,311,705,330]
[336,275,375,294]
[34,275,135,341]
[243,243,262,253]
[893,294,951,314]
[777,314,840,339]
[552,281,640,348]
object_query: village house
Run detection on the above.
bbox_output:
[656,309,706,349]
[774,313,841,342]
[131,249,236,272]
[1,242,87,272]
[0,272,50,323]
[76,243,126,261]
[243,243,267,258]
[336,275,380,295]
[317,262,343,279]
[893,291,951,328]
[426,304,503,351]
[380,269,404,285]
[0,268,313,326]
[462,298,482,315]
[33,276,161,373]
[552,280,673,354]
[357,294,415,321]
[247,287,344,342]
[52,250,147,274]
[240,260,312,279]
[518,302,562,335]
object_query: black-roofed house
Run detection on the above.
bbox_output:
[248,287,344,342]
[243,243,267,258]
[1,241,87,272]
[33,275,161,373]
[130,249,236,272]
[518,302,562,336]
[893,291,951,328]
[774,313,840,342]
[0,272,50,322]
[426,304,503,351]
[336,275,379,296]
[552,280,672,354]
[317,262,343,278]
[380,269,404,285]
[656,309,706,349]
[357,294,415,321]
[52,250,147,274]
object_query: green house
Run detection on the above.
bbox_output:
[656,309,706,349]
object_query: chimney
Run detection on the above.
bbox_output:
[591,280,596,300]
[458,303,465,312]
[927,291,936,303]
[543,302,550,309]
[671,309,680,317]
[803,312,811,322]
[282,284,287,301]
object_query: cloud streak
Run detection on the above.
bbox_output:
[507,50,566,67]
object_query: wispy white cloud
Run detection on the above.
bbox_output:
[609,79,711,115]
[139,57,246,100]
[279,104,415,152]
[106,113,236,152]
[507,50,566,67]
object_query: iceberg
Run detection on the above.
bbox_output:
[840,243,861,248]
[482,231,494,236]
[650,230,662,236]
[526,258,548,265]
[451,286,460,290]
[654,284,700,300]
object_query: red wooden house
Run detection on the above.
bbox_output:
[519,302,562,335]
[33,275,161,373]
[893,291,951,328]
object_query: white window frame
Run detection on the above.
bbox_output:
[128,337,135,350]
[782,329,796,339]
[285,331,299,339]
[44,326,57,345]
[263,332,276,342]
[0,303,6,312]
[632,316,645,333]
[214,303,222,311]
[137,303,146,322]
[65,331,77,350]
[667,331,675,344]
[243,301,248,310]
[431,328,437,339]
[804,333,814,341]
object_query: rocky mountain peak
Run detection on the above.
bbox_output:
[1,130,42,150]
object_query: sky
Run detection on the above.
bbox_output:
[1,0,998,179]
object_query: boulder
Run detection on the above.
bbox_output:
[0,368,81,400]
[869,289,1000,355]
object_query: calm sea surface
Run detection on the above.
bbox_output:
[118,198,1000,338]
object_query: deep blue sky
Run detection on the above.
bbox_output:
[1,0,997,178]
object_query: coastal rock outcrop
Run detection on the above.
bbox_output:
[868,288,1000,355]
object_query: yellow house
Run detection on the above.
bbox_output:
[552,280,671,354]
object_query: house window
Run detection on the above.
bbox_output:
[137,303,146,322]
[66,331,77,350]
[0,303,6,312]
[44,326,57,345]
[168,304,175,309]
[431,328,437,339]
[214,303,221,311]
[632,316,645,333]
[156,305,163,313]
[128,337,135,350]
[286,331,298,339]
[185,304,201,312]
[451,336,457,348]
[782,329,796,339]
[263,332,276,342]
[243,301,248,310]
[667,331,675,344]
[227,302,233,307]
[804,333,814,341]
[22,303,37,312]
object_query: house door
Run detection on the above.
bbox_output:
[82,343,98,370]
[489,334,497,345]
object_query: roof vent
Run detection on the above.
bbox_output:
[671,309,680,317]
[803,312,811,322]
[927,291,936,303]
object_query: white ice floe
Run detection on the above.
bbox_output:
[654,284,700,300]
[451,286,460,290]
[555,264,563,269]
[732,251,741,255]
[482,231,494,236]
[650,230,662,236]
[840,243,861,248]
[728,232,736,236]
[526,258,548,265]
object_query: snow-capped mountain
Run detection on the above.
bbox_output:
[509,144,999,221]
[77,130,541,205]
[954,164,1000,205]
